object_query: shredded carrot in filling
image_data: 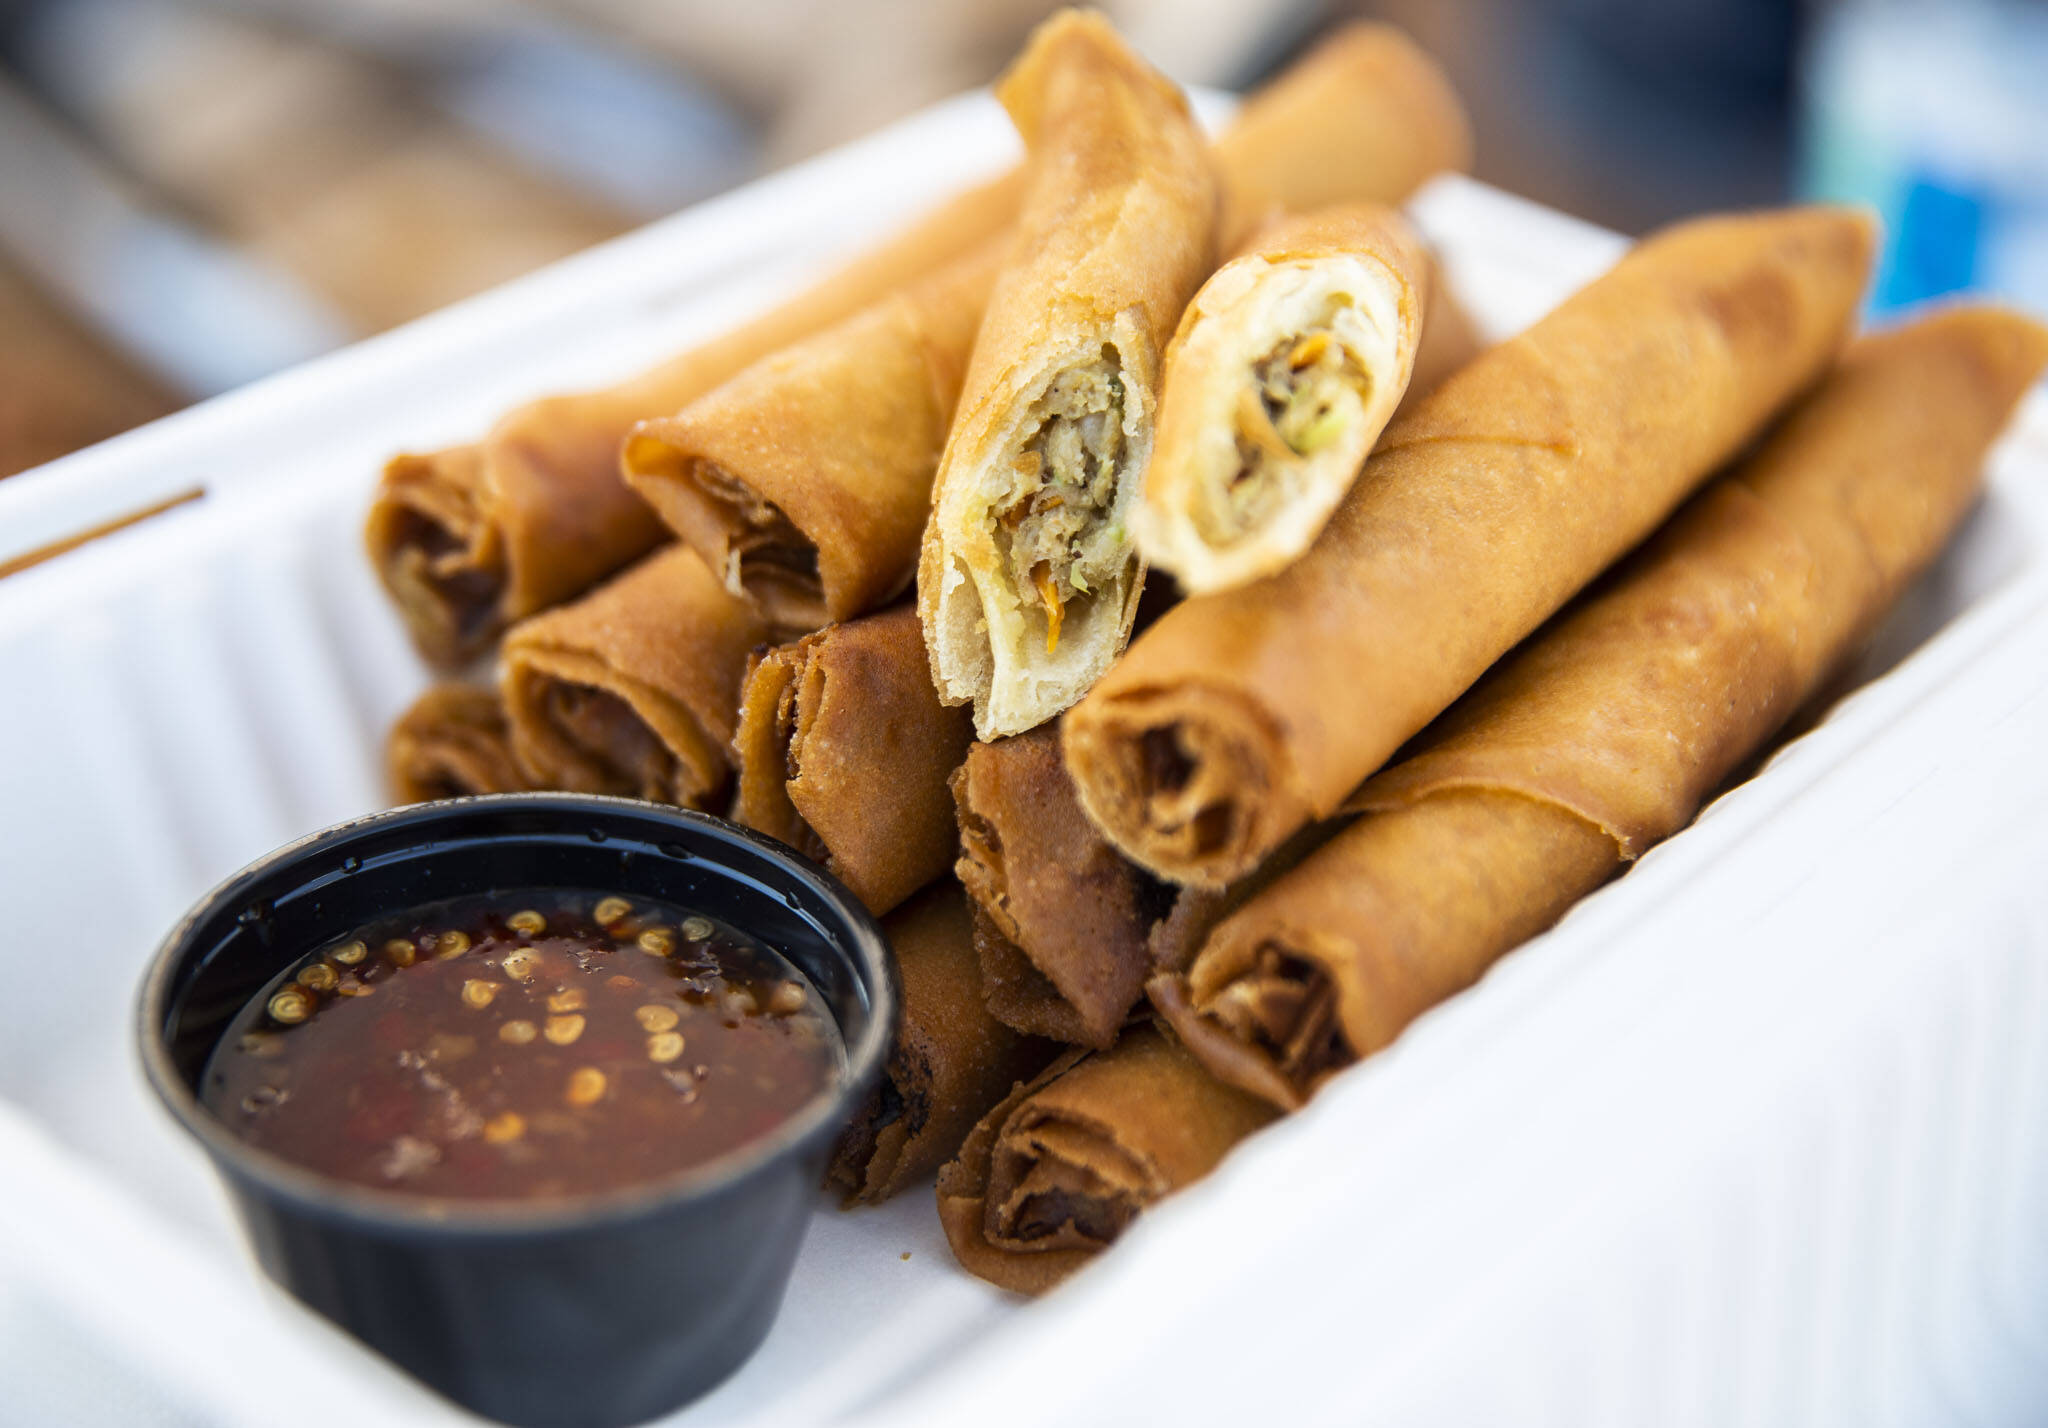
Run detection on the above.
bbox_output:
[1034,562,1063,654]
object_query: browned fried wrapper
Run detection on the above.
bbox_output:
[1209,23,1471,244]
[953,724,1170,1049]
[1066,205,1878,887]
[828,882,1057,1206]
[920,11,1220,739]
[1136,204,1433,593]
[386,684,528,803]
[365,168,1021,667]
[500,546,769,807]
[730,606,974,916]
[936,1022,1276,1294]
[625,27,1472,638]
[624,247,1001,633]
[1154,305,2048,1109]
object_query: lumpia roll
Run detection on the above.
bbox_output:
[623,247,1000,633]
[730,606,974,916]
[936,1023,1275,1294]
[1209,23,1471,246]
[500,546,768,807]
[1155,305,2048,1109]
[1135,205,1431,593]
[366,169,1022,667]
[386,685,527,804]
[1065,206,1877,886]
[920,11,1220,739]
[828,882,1058,1206]
[953,725,1171,1049]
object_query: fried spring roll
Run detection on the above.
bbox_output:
[1153,305,2048,1109]
[953,725,1171,1048]
[365,169,1022,666]
[386,685,528,803]
[828,882,1057,1205]
[730,606,973,916]
[1136,205,1432,592]
[1208,23,1471,243]
[920,12,1220,739]
[936,1023,1275,1294]
[1065,206,1878,887]
[624,247,1001,633]
[500,546,768,806]
[626,30,1470,636]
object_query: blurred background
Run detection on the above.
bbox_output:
[3,0,2045,478]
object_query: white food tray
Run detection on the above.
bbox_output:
[2,88,2046,1428]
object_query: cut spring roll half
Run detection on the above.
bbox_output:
[936,1023,1275,1294]
[1153,305,2048,1108]
[386,684,527,803]
[920,11,1219,739]
[501,546,768,807]
[1136,204,1430,592]
[366,168,1023,667]
[1066,205,1877,886]
[828,882,1058,1206]
[730,606,974,917]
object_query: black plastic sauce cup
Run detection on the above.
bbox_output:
[137,794,897,1428]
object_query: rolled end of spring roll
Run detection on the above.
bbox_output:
[1136,204,1430,593]
[500,546,767,808]
[386,684,528,803]
[936,1022,1275,1293]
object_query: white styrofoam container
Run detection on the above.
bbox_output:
[2,88,2045,1428]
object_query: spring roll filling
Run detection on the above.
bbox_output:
[1203,946,1349,1087]
[382,506,507,650]
[996,354,1129,653]
[689,460,825,624]
[1212,325,1370,542]
[537,681,684,800]
[986,1111,1156,1249]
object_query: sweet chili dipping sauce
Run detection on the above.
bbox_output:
[200,889,844,1200]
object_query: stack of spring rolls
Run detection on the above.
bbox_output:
[364,9,2048,1296]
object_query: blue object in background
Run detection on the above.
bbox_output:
[1878,177,1984,309]
[1801,0,2048,319]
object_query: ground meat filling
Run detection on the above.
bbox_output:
[1218,329,1364,539]
[998,357,1127,652]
